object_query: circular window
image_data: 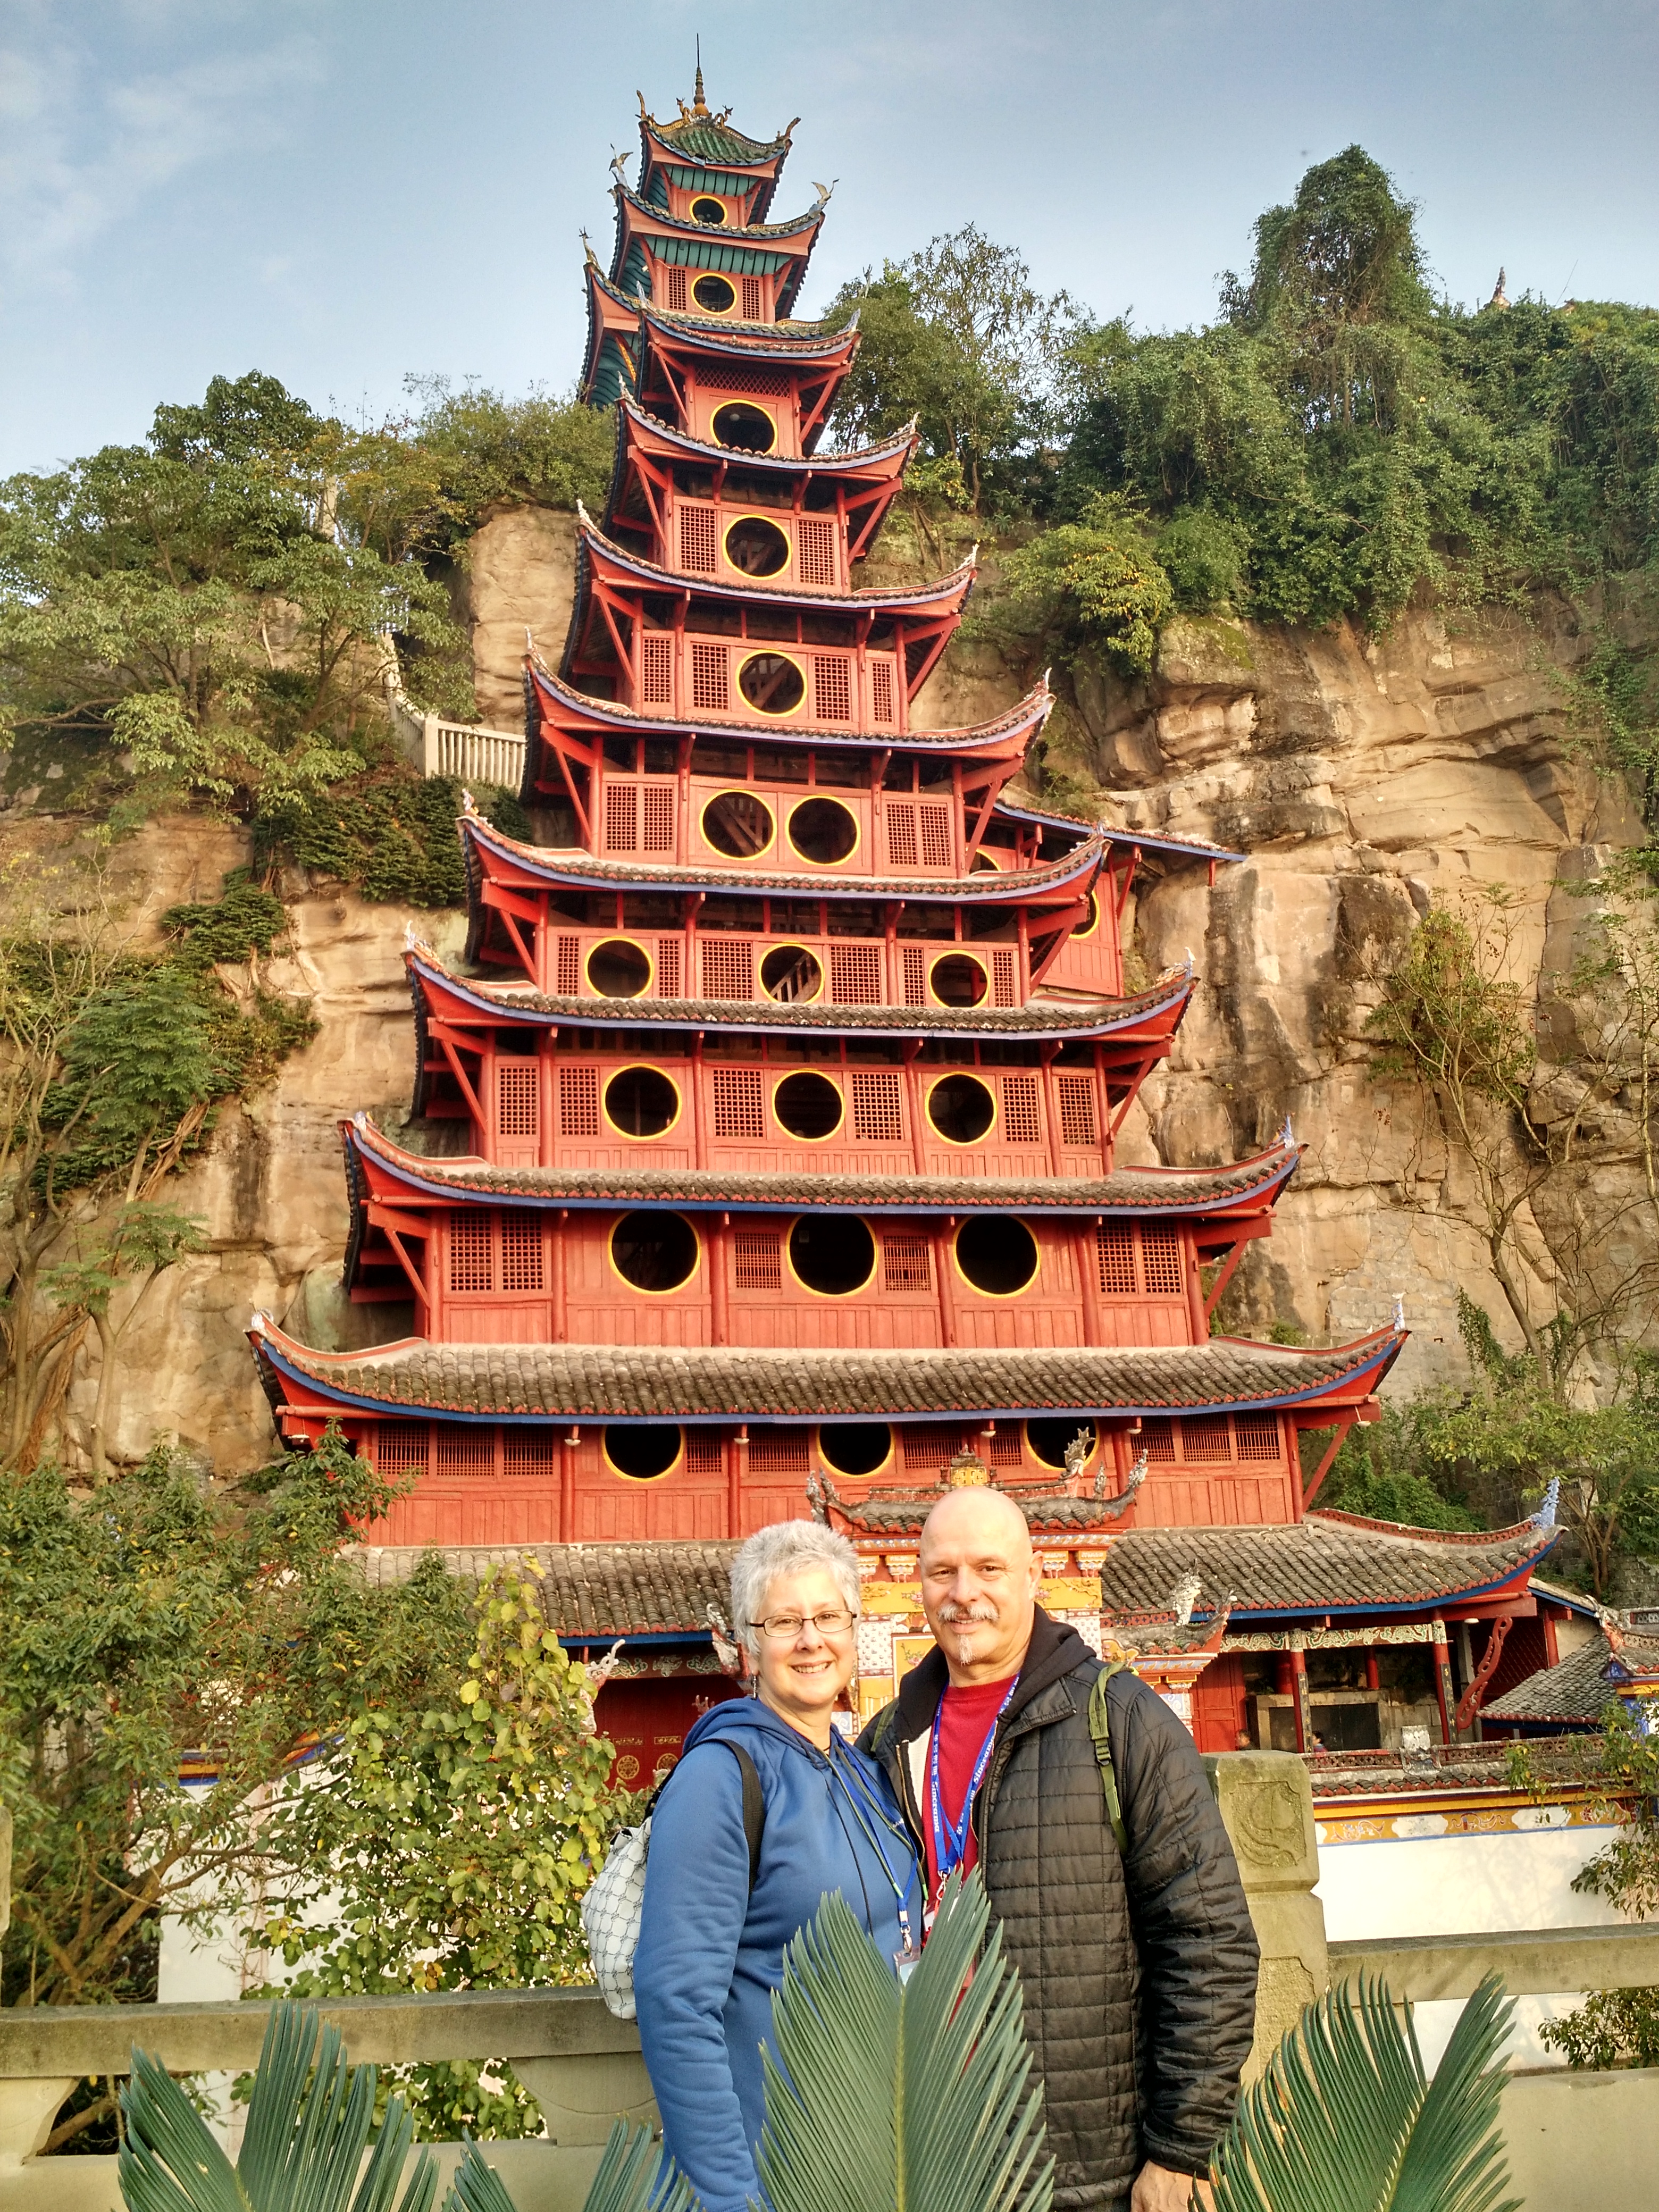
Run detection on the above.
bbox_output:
[690,195,727,227]
[693,273,736,313]
[774,1070,843,1140]
[737,653,805,717]
[971,849,1003,873]
[931,952,987,1007]
[606,1424,683,1479]
[789,797,858,865]
[956,1215,1039,1296]
[1072,890,1100,939]
[587,937,651,998]
[724,516,790,578]
[1027,1418,1097,1472]
[701,790,775,858]
[789,1214,875,1296]
[927,1072,995,1145]
[712,402,775,454]
[761,944,823,1001]
[605,1065,680,1137]
[611,1210,698,1292]
[819,1421,892,1478]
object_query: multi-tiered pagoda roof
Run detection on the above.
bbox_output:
[252,73,1565,1775]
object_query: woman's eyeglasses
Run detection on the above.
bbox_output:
[758,1607,857,1640]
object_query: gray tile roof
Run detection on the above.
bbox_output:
[1480,1627,1659,1722]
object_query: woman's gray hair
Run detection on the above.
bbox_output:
[730,1521,862,1657]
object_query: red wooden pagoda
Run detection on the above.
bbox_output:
[252,76,1566,1770]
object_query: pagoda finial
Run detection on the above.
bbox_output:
[692,35,708,115]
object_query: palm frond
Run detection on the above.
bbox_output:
[755,1871,1052,2212]
[447,2121,692,2212]
[119,2002,438,2212]
[1213,1972,1518,2212]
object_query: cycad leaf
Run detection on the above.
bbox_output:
[120,2003,436,2212]
[1213,1973,1518,2212]
[460,2118,694,2212]
[755,1872,1052,2212]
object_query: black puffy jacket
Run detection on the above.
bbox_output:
[860,1610,1259,2208]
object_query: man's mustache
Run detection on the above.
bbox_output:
[937,1600,999,1626]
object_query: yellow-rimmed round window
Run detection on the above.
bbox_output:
[1027,1417,1097,1471]
[774,1069,843,1141]
[1072,890,1101,939]
[587,937,652,999]
[604,1065,681,1138]
[693,273,736,313]
[930,951,988,1007]
[611,1210,699,1292]
[955,1215,1040,1296]
[788,796,858,865]
[712,401,775,453]
[927,1071,995,1145]
[724,514,790,578]
[818,1421,892,1478]
[702,788,775,858]
[971,848,1004,873]
[760,943,824,1001]
[787,1214,876,1296]
[737,652,806,717]
[605,1424,683,1479]
[691,195,728,227]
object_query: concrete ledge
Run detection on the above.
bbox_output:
[1329,1921,1659,1999]
[0,1989,637,2081]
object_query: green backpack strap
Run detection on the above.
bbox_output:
[1087,1660,1130,1857]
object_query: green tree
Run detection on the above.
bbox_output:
[253,1566,627,2140]
[977,497,1174,678]
[1539,1705,1659,2068]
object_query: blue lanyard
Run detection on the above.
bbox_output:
[830,1742,919,1909]
[929,1682,1017,1887]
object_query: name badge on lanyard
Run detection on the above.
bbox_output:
[928,1681,1017,1915]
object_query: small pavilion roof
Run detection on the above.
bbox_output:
[1481,1627,1650,1725]
[639,92,797,175]
[252,1321,1405,1428]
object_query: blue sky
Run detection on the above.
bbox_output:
[3,0,1656,475]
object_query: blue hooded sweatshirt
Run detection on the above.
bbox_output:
[634,1696,921,2212]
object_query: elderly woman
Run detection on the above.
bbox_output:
[634,1521,920,2212]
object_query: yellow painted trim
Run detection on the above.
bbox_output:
[1025,1417,1099,1472]
[927,947,991,1008]
[690,271,739,315]
[1071,888,1102,940]
[722,508,793,580]
[951,1216,1042,1300]
[759,941,826,1003]
[700,785,778,858]
[734,649,809,723]
[602,1422,686,1482]
[585,934,655,1001]
[923,1068,998,1147]
[783,1211,878,1299]
[786,792,862,867]
[817,1422,895,1481]
[771,1067,845,1144]
[600,1061,684,1143]
[709,399,779,454]
[689,192,731,227]
[606,1209,702,1297]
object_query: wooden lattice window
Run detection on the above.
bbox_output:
[373,1420,429,1478]
[870,659,895,725]
[901,945,927,1006]
[712,1066,765,1139]
[919,803,952,869]
[733,1230,782,1289]
[497,1062,538,1138]
[748,1428,809,1474]
[902,1423,965,1471]
[991,950,1017,1006]
[691,639,728,710]
[1140,1419,1176,1462]
[812,655,851,721]
[1001,1074,1041,1147]
[665,267,688,310]
[1184,1415,1231,1462]
[1057,1073,1097,1148]
[558,1064,600,1137]
[655,937,682,998]
[685,1429,723,1474]
[797,518,835,586]
[640,634,675,705]
[882,1231,932,1292]
[679,504,718,574]
[1234,1414,1283,1461]
[642,784,675,851]
[605,783,639,853]
[701,938,755,999]
[448,1215,492,1293]
[886,802,916,868]
[851,1069,903,1142]
[1096,1222,1135,1295]
[437,1427,495,1477]
[830,944,882,1003]
[502,1430,555,1478]
[741,275,764,319]
[556,935,583,995]
[1142,1224,1184,1295]
[500,1211,544,1292]
[986,1427,1022,1468]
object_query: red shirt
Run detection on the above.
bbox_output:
[924,1674,1018,1908]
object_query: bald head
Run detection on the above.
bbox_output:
[919,1486,1041,1685]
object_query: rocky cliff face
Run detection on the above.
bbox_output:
[56,510,1649,1469]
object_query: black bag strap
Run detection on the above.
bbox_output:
[1087,1660,1130,1856]
[723,1741,766,1891]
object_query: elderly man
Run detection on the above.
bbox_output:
[860,1485,1259,2212]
